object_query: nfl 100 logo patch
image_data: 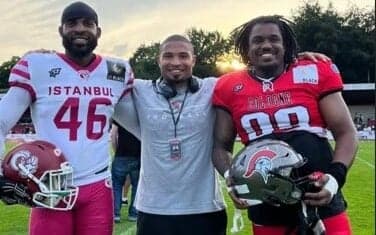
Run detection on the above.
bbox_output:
[106,61,125,82]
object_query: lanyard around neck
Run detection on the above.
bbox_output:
[166,90,188,138]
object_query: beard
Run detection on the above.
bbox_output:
[62,34,98,58]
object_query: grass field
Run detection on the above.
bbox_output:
[0,141,374,235]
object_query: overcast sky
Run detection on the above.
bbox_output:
[0,0,373,63]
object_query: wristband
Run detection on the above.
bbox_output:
[324,173,339,199]
[326,162,348,189]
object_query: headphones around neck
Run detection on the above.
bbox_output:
[152,77,200,99]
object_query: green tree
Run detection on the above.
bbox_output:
[0,56,20,90]
[292,1,375,83]
[293,2,341,58]
[338,6,375,83]
[186,28,232,77]
[129,43,160,80]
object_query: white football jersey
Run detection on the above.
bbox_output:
[9,52,134,186]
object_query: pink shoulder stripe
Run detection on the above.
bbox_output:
[126,78,134,85]
[11,68,30,80]
[9,81,36,102]
[18,60,28,67]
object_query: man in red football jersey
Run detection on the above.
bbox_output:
[212,15,358,235]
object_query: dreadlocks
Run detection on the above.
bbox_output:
[231,15,298,67]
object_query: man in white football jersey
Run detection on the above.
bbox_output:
[0,2,133,235]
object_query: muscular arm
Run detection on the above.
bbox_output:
[213,108,249,208]
[0,87,31,156]
[304,92,358,206]
[113,92,141,139]
[320,92,358,168]
[212,108,237,176]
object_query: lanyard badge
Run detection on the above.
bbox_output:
[166,90,188,161]
[169,138,182,160]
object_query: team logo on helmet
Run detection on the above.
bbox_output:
[53,148,62,157]
[243,149,276,183]
[10,150,38,178]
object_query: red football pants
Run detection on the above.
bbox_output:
[29,179,113,235]
[252,212,352,235]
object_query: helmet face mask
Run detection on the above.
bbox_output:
[230,139,306,206]
[2,140,78,210]
[32,162,78,210]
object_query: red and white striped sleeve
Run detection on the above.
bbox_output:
[8,56,36,102]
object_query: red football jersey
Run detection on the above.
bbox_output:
[213,60,343,145]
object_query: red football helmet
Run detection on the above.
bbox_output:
[1,140,78,210]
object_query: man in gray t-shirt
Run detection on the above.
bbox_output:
[114,34,229,235]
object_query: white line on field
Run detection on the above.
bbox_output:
[356,156,375,169]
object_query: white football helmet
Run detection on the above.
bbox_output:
[2,140,78,210]
[230,139,306,206]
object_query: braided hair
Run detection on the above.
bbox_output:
[231,15,298,68]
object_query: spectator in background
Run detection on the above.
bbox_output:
[24,126,30,134]
[353,112,364,130]
[122,175,131,205]
[111,121,141,223]
[367,118,375,131]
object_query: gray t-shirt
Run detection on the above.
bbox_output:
[129,77,225,215]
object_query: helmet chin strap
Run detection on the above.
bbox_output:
[17,164,49,192]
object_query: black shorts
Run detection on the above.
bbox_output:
[136,210,227,235]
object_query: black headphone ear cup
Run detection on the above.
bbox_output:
[159,80,177,99]
[189,78,199,93]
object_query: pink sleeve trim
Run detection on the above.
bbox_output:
[9,81,36,102]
